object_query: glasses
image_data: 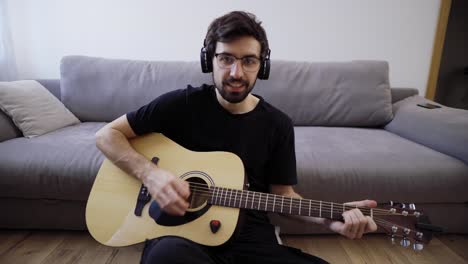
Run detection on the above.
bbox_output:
[214,53,261,72]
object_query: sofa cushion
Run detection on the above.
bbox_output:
[60,56,211,122]
[293,127,468,204]
[61,56,392,127]
[385,95,468,164]
[0,80,80,138]
[0,122,105,201]
[255,60,393,127]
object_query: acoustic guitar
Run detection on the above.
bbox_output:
[86,133,441,250]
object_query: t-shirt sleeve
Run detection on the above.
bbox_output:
[266,118,298,185]
[126,89,187,136]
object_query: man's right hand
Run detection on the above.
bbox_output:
[142,167,191,216]
[95,115,191,216]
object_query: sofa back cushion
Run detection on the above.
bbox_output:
[255,60,393,126]
[60,56,211,122]
[61,56,392,126]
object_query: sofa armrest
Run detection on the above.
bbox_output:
[390,87,419,103]
[0,109,22,142]
[385,95,468,164]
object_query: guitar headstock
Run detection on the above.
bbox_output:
[374,201,444,251]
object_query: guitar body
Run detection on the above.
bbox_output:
[86,133,244,247]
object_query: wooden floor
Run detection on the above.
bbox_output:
[0,230,467,264]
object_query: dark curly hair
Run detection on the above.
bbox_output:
[204,11,270,60]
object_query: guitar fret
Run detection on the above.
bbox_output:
[299,199,302,215]
[371,208,374,218]
[245,191,249,208]
[234,190,238,207]
[224,189,228,206]
[265,194,269,211]
[281,197,284,213]
[343,203,345,214]
[223,188,227,206]
[289,197,292,214]
[239,190,243,208]
[209,187,213,204]
[257,193,261,210]
[229,189,233,207]
[272,195,276,212]
[330,202,333,219]
[211,187,215,204]
[308,200,311,216]
[251,192,255,209]
[319,201,322,217]
[225,189,229,206]
[219,188,222,205]
[220,188,224,206]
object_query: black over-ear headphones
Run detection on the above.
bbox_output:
[200,41,271,80]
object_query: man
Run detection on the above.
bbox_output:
[96,11,377,264]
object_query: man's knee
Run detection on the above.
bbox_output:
[141,237,211,264]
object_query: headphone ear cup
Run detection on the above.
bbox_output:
[257,58,270,80]
[200,48,213,73]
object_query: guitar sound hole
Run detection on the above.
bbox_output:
[187,177,209,210]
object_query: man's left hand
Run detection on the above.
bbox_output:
[326,199,378,239]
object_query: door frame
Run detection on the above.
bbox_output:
[426,0,452,100]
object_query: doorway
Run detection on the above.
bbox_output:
[434,0,468,110]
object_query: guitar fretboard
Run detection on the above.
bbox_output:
[203,186,373,220]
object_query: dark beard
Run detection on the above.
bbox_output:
[214,76,256,104]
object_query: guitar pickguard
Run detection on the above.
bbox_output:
[149,201,211,226]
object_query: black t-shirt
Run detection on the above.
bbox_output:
[127,84,297,239]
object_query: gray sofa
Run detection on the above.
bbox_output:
[1,56,467,235]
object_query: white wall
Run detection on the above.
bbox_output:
[6,0,440,95]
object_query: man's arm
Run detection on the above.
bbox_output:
[95,115,190,216]
[270,185,378,239]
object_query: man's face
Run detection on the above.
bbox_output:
[212,36,261,104]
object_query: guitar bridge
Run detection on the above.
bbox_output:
[134,157,159,216]
[134,184,151,216]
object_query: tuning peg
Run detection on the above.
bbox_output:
[413,242,424,251]
[409,203,416,210]
[400,238,411,248]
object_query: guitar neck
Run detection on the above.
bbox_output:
[206,186,373,221]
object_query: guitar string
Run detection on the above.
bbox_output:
[188,185,402,216]
[186,181,394,214]
[373,218,423,239]
[191,188,423,236]
[148,182,422,237]
[188,191,398,217]
[374,218,410,232]
[188,188,423,235]
[186,184,405,216]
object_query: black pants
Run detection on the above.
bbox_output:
[140,222,329,264]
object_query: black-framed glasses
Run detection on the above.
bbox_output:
[214,53,261,72]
